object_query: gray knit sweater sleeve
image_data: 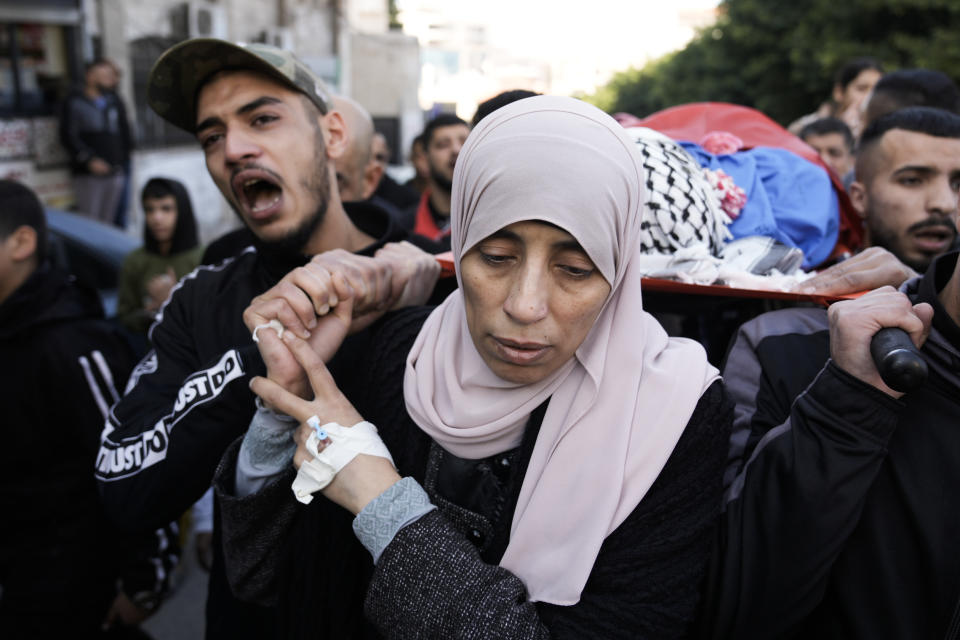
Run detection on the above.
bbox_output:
[235,400,298,497]
[364,509,552,640]
[363,381,733,639]
[353,477,436,563]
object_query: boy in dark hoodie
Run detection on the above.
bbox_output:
[0,180,174,638]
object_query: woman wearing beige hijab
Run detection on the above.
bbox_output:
[217,96,732,638]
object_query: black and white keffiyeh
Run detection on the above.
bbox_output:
[627,127,732,256]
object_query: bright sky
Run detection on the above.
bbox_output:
[484,0,719,69]
[399,0,720,106]
[400,0,720,93]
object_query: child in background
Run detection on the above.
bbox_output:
[117,177,202,334]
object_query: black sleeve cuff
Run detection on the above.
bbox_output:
[802,359,905,441]
[237,343,267,379]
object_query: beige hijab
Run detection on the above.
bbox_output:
[403,96,719,605]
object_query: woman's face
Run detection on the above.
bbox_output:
[461,220,611,384]
[144,195,178,246]
[836,68,882,113]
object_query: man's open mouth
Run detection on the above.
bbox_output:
[912,225,956,252]
[232,170,283,216]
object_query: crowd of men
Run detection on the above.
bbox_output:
[3,40,960,639]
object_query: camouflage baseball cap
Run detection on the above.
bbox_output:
[147,38,331,133]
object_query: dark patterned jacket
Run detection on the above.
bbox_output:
[95,203,447,639]
[699,251,960,639]
[0,266,174,635]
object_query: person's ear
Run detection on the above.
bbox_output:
[361,160,384,200]
[321,111,348,161]
[9,226,38,262]
[848,181,868,219]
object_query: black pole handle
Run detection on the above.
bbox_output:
[869,327,928,393]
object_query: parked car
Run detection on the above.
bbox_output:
[46,209,137,317]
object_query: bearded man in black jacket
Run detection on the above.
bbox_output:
[94,40,445,638]
[700,224,960,634]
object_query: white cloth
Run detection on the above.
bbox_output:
[632,240,814,290]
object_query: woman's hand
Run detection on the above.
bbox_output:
[250,330,401,514]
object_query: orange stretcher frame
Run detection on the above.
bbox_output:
[637,277,863,306]
[434,252,863,307]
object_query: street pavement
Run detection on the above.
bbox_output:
[143,533,208,640]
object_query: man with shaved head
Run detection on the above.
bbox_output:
[849,107,960,273]
[799,106,960,296]
[331,97,419,231]
[331,95,381,202]
[702,108,960,640]
[0,180,177,636]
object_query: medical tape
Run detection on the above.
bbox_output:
[252,319,285,343]
[291,420,395,504]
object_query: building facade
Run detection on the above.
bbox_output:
[0,0,420,243]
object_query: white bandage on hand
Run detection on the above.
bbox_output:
[252,319,285,343]
[291,420,395,504]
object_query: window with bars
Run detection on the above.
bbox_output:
[0,22,75,117]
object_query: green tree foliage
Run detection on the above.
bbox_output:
[389,0,403,30]
[587,0,960,125]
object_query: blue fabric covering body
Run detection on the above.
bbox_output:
[679,142,839,269]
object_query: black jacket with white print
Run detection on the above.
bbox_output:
[0,265,175,632]
[94,203,446,638]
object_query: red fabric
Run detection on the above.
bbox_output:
[412,190,450,242]
[615,103,863,259]
[703,168,747,219]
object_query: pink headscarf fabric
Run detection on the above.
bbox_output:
[403,96,719,605]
